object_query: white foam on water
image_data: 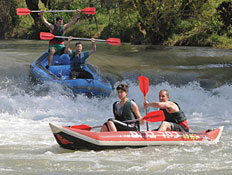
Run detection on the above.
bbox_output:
[0,79,231,174]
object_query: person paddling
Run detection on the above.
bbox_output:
[144,89,189,132]
[100,84,144,132]
[40,9,81,69]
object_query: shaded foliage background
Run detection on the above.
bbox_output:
[0,0,231,48]
[0,0,19,39]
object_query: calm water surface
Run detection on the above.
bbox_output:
[0,40,232,175]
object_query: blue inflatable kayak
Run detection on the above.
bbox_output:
[30,51,113,96]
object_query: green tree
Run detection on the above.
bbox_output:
[217,1,232,35]
[0,0,19,39]
[132,0,183,44]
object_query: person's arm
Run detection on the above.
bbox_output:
[64,36,73,55]
[89,38,96,55]
[144,101,171,109]
[144,101,158,109]
[144,101,179,112]
[40,10,54,32]
[131,102,144,125]
[63,9,81,31]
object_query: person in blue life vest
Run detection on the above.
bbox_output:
[40,9,81,69]
[144,89,189,132]
[64,36,96,79]
[100,84,144,132]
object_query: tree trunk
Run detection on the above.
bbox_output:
[25,0,44,39]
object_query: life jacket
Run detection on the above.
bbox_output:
[70,52,88,71]
[160,101,189,130]
[113,99,137,122]
[49,24,64,45]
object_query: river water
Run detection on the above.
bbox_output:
[0,40,232,175]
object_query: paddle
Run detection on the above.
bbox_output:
[17,7,96,15]
[139,76,149,130]
[69,110,165,131]
[40,32,121,46]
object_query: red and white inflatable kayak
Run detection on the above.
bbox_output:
[49,123,224,151]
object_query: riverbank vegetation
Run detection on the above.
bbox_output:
[1,0,231,48]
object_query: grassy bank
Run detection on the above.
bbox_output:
[4,0,232,49]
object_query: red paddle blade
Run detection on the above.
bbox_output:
[17,8,32,15]
[106,38,121,46]
[81,7,96,14]
[143,110,165,122]
[139,76,149,96]
[40,32,55,40]
[70,124,92,131]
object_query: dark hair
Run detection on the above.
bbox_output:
[75,42,82,46]
[116,84,129,92]
[56,16,63,21]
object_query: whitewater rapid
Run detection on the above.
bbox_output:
[0,40,231,174]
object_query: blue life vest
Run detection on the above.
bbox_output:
[70,51,89,71]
